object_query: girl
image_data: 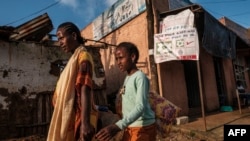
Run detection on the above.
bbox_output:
[96,42,156,141]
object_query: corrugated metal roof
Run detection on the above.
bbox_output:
[0,26,15,41]
[9,13,53,42]
[219,17,250,47]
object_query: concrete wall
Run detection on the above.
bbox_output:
[0,41,70,139]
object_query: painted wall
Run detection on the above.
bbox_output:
[0,41,70,139]
[159,61,189,116]
[82,12,150,95]
[222,59,237,105]
[80,1,249,118]
[0,42,69,95]
[81,3,222,117]
[81,0,172,94]
[199,47,220,111]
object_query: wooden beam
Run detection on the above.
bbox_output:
[146,0,159,94]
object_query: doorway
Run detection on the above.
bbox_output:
[183,61,201,115]
[213,57,227,106]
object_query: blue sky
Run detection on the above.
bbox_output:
[191,0,250,28]
[0,0,117,34]
[0,0,249,35]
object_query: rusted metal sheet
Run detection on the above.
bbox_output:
[9,13,53,42]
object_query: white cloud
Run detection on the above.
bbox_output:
[76,0,117,23]
[55,0,118,27]
[58,0,117,9]
[104,0,117,6]
[190,0,198,3]
[58,0,79,9]
[77,0,95,22]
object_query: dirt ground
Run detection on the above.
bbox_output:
[5,108,250,141]
[1,123,213,141]
[3,133,203,141]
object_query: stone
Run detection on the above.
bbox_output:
[176,116,189,125]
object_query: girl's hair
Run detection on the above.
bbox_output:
[117,42,139,63]
[57,22,85,44]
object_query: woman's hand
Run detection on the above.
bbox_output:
[80,123,95,141]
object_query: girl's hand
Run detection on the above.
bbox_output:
[95,124,121,141]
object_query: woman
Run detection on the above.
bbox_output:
[95,42,156,141]
[47,22,98,141]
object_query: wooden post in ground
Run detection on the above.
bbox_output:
[197,60,207,131]
[236,89,242,114]
[145,0,159,94]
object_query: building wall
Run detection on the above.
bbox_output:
[0,41,70,139]
[159,61,189,116]
[81,0,171,96]
[158,47,225,116]
[222,59,237,105]
[0,42,69,95]
[81,4,225,116]
[80,1,247,117]
[200,47,220,111]
[82,11,194,116]
[82,12,150,95]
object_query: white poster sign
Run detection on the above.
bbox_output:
[161,9,194,33]
[154,9,199,63]
[92,0,146,40]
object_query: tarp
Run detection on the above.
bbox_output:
[202,12,236,59]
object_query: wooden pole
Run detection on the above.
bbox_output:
[236,89,242,114]
[145,0,159,94]
[196,60,207,131]
[151,0,163,96]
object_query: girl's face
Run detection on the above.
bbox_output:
[115,47,134,73]
[56,28,77,53]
